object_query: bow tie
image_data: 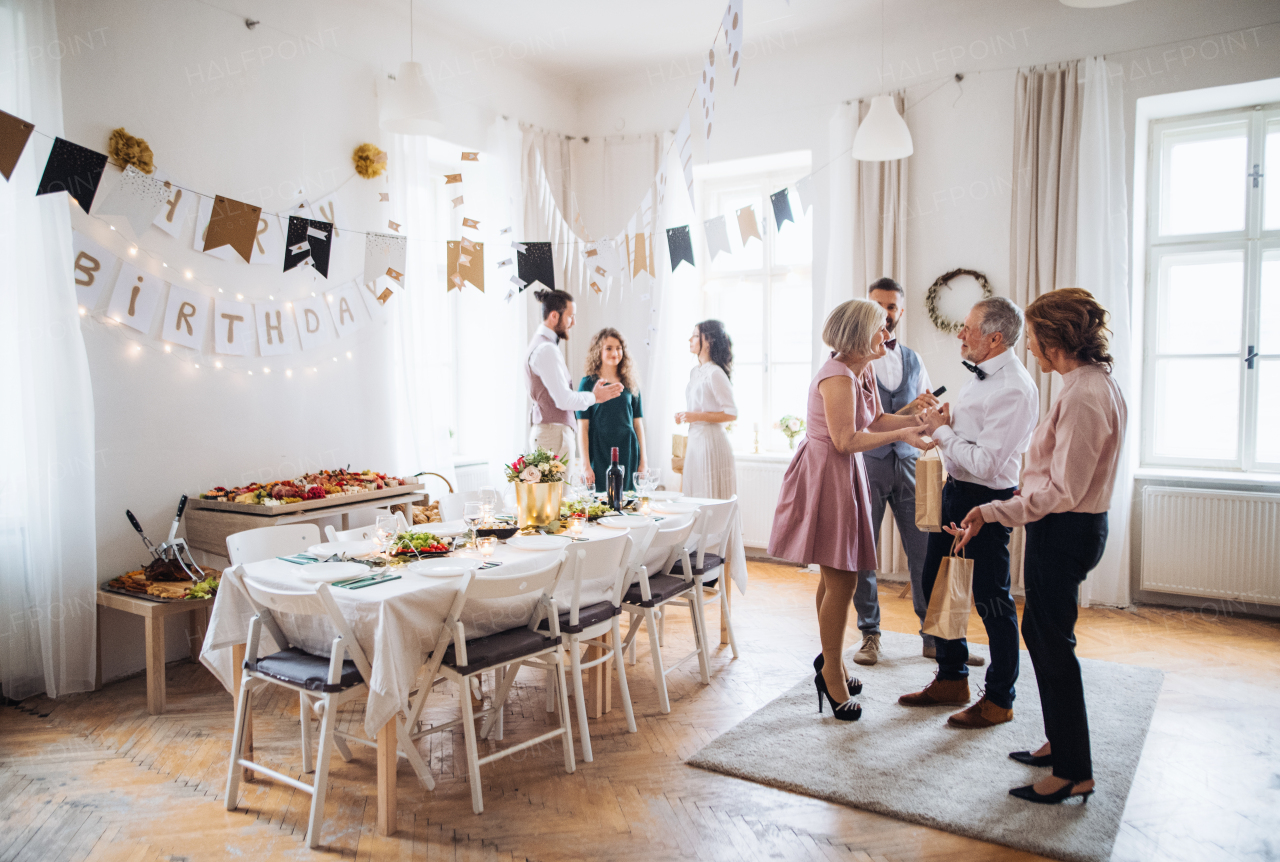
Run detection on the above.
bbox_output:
[962,360,988,381]
[883,338,897,351]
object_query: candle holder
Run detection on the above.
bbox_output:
[477,536,497,557]
[638,497,651,516]
[568,516,585,537]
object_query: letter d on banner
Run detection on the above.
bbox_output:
[292,294,335,352]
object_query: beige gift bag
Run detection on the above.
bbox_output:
[671,433,687,475]
[914,448,947,532]
[922,537,974,641]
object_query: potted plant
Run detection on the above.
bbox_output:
[775,414,805,450]
[504,448,568,528]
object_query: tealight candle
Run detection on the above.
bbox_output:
[477,536,497,557]
[568,517,584,537]
[639,497,651,516]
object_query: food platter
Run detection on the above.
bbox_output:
[190,482,425,515]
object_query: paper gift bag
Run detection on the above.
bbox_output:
[923,539,974,641]
[915,448,947,532]
[672,433,688,458]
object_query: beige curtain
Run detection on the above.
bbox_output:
[1008,60,1084,587]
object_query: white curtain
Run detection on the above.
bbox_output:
[1076,56,1132,608]
[0,0,99,700]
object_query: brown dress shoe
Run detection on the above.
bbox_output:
[898,676,970,707]
[947,695,1013,728]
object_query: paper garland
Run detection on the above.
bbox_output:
[37,137,107,214]
[446,240,485,291]
[160,283,210,350]
[697,49,717,141]
[363,232,407,285]
[284,215,334,277]
[704,215,732,260]
[0,109,35,181]
[106,263,163,333]
[666,225,694,271]
[722,0,744,86]
[737,205,762,245]
[517,241,555,292]
[204,195,262,263]
[95,165,172,237]
[72,231,118,308]
[771,188,794,229]
[795,175,815,213]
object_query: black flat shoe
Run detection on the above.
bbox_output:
[815,672,862,721]
[813,654,863,695]
[1009,750,1053,767]
[1009,781,1094,804]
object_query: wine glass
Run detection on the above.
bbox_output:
[479,486,500,521]
[463,502,482,549]
[375,514,398,558]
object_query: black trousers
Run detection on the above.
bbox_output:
[921,478,1018,709]
[1022,511,1109,782]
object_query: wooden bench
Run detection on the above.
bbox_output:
[95,590,215,715]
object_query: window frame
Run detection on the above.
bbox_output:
[1142,103,1280,473]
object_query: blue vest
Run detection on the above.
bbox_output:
[866,345,923,461]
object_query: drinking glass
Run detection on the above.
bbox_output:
[463,502,482,548]
[479,486,500,515]
[375,514,398,557]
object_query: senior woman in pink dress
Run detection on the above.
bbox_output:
[769,299,934,721]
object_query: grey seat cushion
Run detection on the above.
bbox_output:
[443,626,560,672]
[669,552,724,576]
[250,647,363,693]
[537,600,620,635]
[622,574,694,608]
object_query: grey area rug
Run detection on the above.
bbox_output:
[688,630,1163,862]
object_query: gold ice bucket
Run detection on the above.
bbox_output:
[513,481,564,529]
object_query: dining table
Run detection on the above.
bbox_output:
[199,497,746,835]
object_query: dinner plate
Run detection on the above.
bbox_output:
[407,557,480,578]
[505,534,572,552]
[409,520,467,537]
[307,541,377,559]
[293,561,370,583]
[598,515,654,530]
[651,501,699,515]
[647,491,683,501]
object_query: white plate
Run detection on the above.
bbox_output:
[647,491,683,501]
[505,534,573,552]
[308,541,377,559]
[651,501,699,515]
[407,557,480,578]
[294,561,370,583]
[409,520,467,537]
[598,515,654,530]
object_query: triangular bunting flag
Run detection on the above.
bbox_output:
[666,225,694,271]
[675,113,694,205]
[96,165,171,237]
[737,205,761,245]
[364,232,407,285]
[284,216,334,277]
[517,241,554,291]
[37,137,107,213]
[704,215,732,260]
[446,240,484,291]
[0,109,35,181]
[205,195,261,263]
[795,174,814,213]
[771,188,794,229]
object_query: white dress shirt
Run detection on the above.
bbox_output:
[528,324,594,415]
[932,349,1038,490]
[870,342,933,393]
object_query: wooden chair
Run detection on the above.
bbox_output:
[620,515,712,713]
[224,575,431,847]
[406,556,575,814]
[670,496,740,659]
[226,523,321,566]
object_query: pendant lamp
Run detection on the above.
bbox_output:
[1059,0,1138,6]
[379,1,442,135]
[853,0,913,161]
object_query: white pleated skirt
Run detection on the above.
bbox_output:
[683,423,737,499]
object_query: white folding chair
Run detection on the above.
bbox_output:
[534,531,641,763]
[620,515,713,713]
[323,523,376,542]
[226,523,321,565]
[437,491,482,522]
[671,496,740,659]
[406,556,575,814]
[224,575,432,848]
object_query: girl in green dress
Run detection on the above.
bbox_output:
[577,328,647,492]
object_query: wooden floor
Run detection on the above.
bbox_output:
[2,561,1278,862]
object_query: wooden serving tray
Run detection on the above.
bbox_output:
[189,483,426,516]
[102,584,193,603]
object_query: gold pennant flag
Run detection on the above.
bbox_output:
[584,248,598,258]
[462,217,479,229]
[204,195,262,263]
[444,173,462,184]
[737,205,762,244]
[379,192,389,201]
[631,233,654,277]
[461,152,479,161]
[377,287,394,304]
[452,195,464,208]
[446,239,484,292]
[0,109,35,182]
[386,266,403,283]
[388,219,400,232]
[589,281,602,294]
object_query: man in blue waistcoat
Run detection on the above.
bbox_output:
[851,278,983,669]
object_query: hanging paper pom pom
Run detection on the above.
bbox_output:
[353,143,387,179]
[107,128,155,174]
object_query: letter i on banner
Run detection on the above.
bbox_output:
[71,230,119,309]
[161,284,210,351]
[214,298,255,356]
[105,263,163,333]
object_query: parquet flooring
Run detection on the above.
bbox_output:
[2,561,1278,862]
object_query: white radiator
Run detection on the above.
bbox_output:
[735,457,790,548]
[453,460,492,494]
[1140,486,1280,606]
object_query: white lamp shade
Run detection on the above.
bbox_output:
[852,95,913,161]
[379,61,443,135]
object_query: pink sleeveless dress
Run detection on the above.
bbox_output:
[767,355,880,572]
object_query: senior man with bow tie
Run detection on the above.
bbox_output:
[899,296,1038,730]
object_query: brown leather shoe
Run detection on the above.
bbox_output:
[947,695,1013,728]
[898,676,970,707]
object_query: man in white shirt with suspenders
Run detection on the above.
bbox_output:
[525,288,622,468]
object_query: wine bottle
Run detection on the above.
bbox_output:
[606,447,624,513]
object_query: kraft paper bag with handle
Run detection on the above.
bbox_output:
[914,447,947,532]
[672,433,687,475]
[923,536,974,641]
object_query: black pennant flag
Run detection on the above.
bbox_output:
[284,216,334,278]
[517,241,554,292]
[770,188,794,229]
[37,137,107,214]
[666,225,694,271]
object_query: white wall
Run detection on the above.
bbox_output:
[53,0,579,682]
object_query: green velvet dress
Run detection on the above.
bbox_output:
[576,375,643,492]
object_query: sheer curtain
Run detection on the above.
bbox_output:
[1076,56,1132,608]
[0,0,99,700]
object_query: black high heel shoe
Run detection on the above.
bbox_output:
[1009,749,1053,767]
[1009,781,1094,804]
[813,654,862,695]
[814,672,862,721]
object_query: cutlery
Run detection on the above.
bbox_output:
[339,574,401,590]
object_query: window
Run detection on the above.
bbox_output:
[696,157,812,453]
[1144,105,1280,471]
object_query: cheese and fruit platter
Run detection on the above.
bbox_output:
[191,469,424,515]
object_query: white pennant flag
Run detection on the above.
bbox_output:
[71,231,119,309]
[675,113,693,206]
[292,294,336,351]
[161,283,210,351]
[152,179,193,238]
[95,165,171,238]
[250,212,287,267]
[254,299,301,356]
[363,232,407,285]
[214,298,256,356]
[704,215,732,260]
[105,263,164,334]
[328,282,370,339]
[795,174,815,214]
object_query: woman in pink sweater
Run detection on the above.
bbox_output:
[947,288,1126,806]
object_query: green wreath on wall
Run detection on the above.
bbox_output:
[925,268,994,334]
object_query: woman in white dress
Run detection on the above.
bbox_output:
[676,320,737,499]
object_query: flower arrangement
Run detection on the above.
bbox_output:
[775,414,805,449]
[504,448,568,484]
